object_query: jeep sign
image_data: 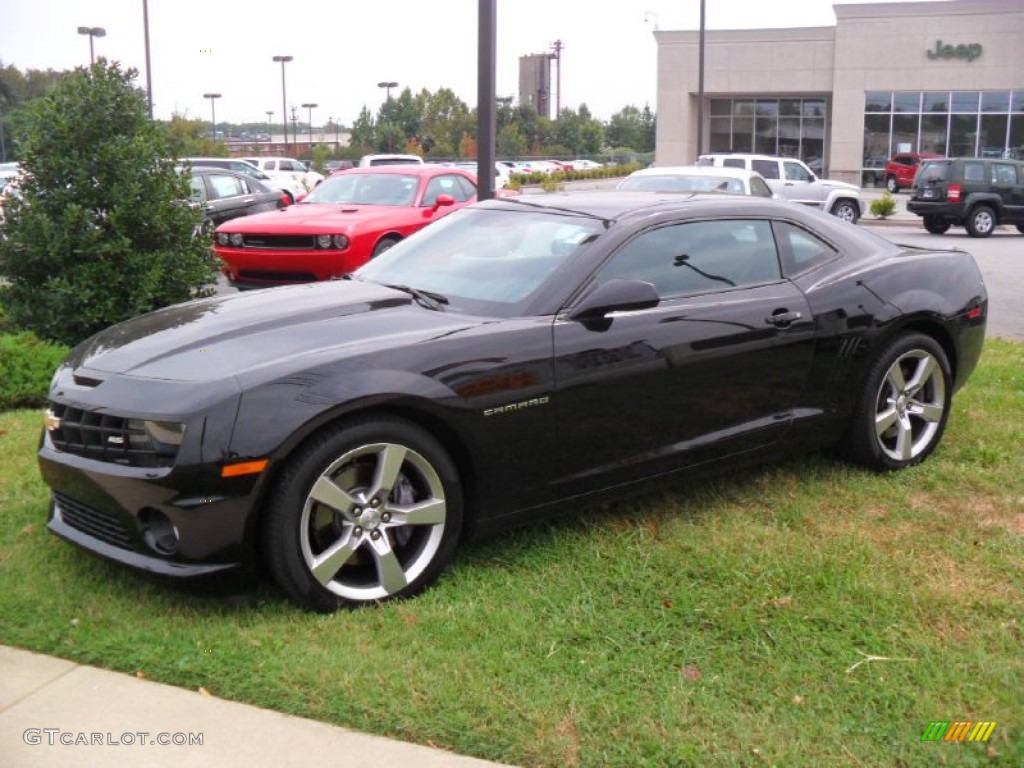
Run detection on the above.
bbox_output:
[926,40,983,62]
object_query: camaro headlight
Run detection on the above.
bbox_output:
[127,419,186,455]
[216,232,229,246]
[332,234,349,249]
[229,233,244,247]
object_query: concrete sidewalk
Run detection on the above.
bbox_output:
[1,645,514,768]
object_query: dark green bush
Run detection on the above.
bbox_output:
[0,60,217,347]
[0,332,68,410]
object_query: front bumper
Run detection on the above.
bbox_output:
[215,245,367,286]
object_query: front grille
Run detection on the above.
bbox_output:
[55,492,134,550]
[242,234,316,249]
[47,403,176,468]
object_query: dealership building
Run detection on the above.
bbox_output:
[653,0,1023,185]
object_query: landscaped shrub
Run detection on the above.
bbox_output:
[870,191,898,219]
[0,332,69,410]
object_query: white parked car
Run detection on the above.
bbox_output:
[617,165,775,198]
[450,161,512,190]
[698,153,862,222]
[242,157,325,202]
[570,159,604,171]
[357,154,425,167]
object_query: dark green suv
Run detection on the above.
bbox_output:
[907,157,1024,237]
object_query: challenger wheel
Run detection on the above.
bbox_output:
[840,333,951,472]
[264,416,463,611]
[372,237,400,258]
[965,205,996,238]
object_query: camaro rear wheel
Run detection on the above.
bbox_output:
[923,215,950,235]
[965,205,996,238]
[831,200,859,223]
[263,416,463,611]
[841,333,951,471]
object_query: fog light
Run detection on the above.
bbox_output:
[139,508,180,555]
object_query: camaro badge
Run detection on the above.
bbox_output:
[483,396,550,417]
[43,410,62,432]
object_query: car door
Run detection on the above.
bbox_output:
[552,217,814,495]
[991,162,1024,222]
[202,172,253,226]
[781,160,827,207]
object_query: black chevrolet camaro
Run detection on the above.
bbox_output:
[39,192,988,611]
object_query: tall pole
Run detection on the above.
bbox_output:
[203,93,221,139]
[77,27,106,66]
[550,39,563,117]
[142,0,153,118]
[477,0,496,201]
[265,111,273,144]
[377,81,398,152]
[696,0,706,161]
[273,55,293,153]
[302,102,318,149]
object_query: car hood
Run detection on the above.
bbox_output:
[66,281,478,383]
[216,203,426,234]
[819,178,860,193]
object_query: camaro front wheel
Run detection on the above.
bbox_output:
[841,333,951,471]
[263,416,463,611]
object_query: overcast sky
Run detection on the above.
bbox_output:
[1,0,941,126]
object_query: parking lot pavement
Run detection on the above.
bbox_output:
[0,645,515,768]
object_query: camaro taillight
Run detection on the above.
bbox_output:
[948,184,962,202]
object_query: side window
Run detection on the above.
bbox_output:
[595,220,781,299]
[963,162,986,182]
[774,221,838,275]
[749,177,773,197]
[723,158,745,169]
[453,174,476,200]
[188,175,206,202]
[992,163,1018,184]
[752,159,779,179]
[784,161,813,182]
[207,173,246,200]
[261,161,275,171]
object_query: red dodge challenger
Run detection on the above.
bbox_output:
[214,165,478,288]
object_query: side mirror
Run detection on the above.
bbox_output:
[424,194,456,215]
[569,278,660,322]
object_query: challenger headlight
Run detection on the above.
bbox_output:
[316,234,332,249]
[216,232,230,246]
[229,233,244,247]
[332,234,349,249]
[127,420,187,456]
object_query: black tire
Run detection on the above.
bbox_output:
[922,215,950,235]
[840,332,951,472]
[372,237,400,258]
[831,199,859,224]
[1016,224,1024,235]
[263,416,463,611]
[885,175,899,194]
[965,205,996,238]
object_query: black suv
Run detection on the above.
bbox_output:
[907,157,1024,237]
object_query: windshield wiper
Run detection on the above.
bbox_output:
[380,283,449,310]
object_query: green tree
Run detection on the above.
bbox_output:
[348,105,376,153]
[159,113,226,158]
[0,61,217,346]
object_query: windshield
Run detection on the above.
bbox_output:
[303,173,419,206]
[354,207,605,316]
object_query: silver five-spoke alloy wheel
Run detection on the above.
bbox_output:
[873,349,946,462]
[300,441,448,602]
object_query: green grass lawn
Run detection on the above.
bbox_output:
[1,340,1021,767]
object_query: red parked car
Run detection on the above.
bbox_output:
[884,152,943,193]
[214,165,477,288]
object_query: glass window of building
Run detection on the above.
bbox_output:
[709,97,830,174]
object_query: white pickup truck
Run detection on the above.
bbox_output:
[241,157,324,202]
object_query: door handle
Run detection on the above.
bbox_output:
[766,309,802,327]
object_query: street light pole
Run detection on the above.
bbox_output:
[203,93,221,140]
[265,111,273,144]
[142,0,153,118]
[301,102,318,149]
[77,26,106,66]
[696,0,706,161]
[272,55,293,153]
[377,81,398,152]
